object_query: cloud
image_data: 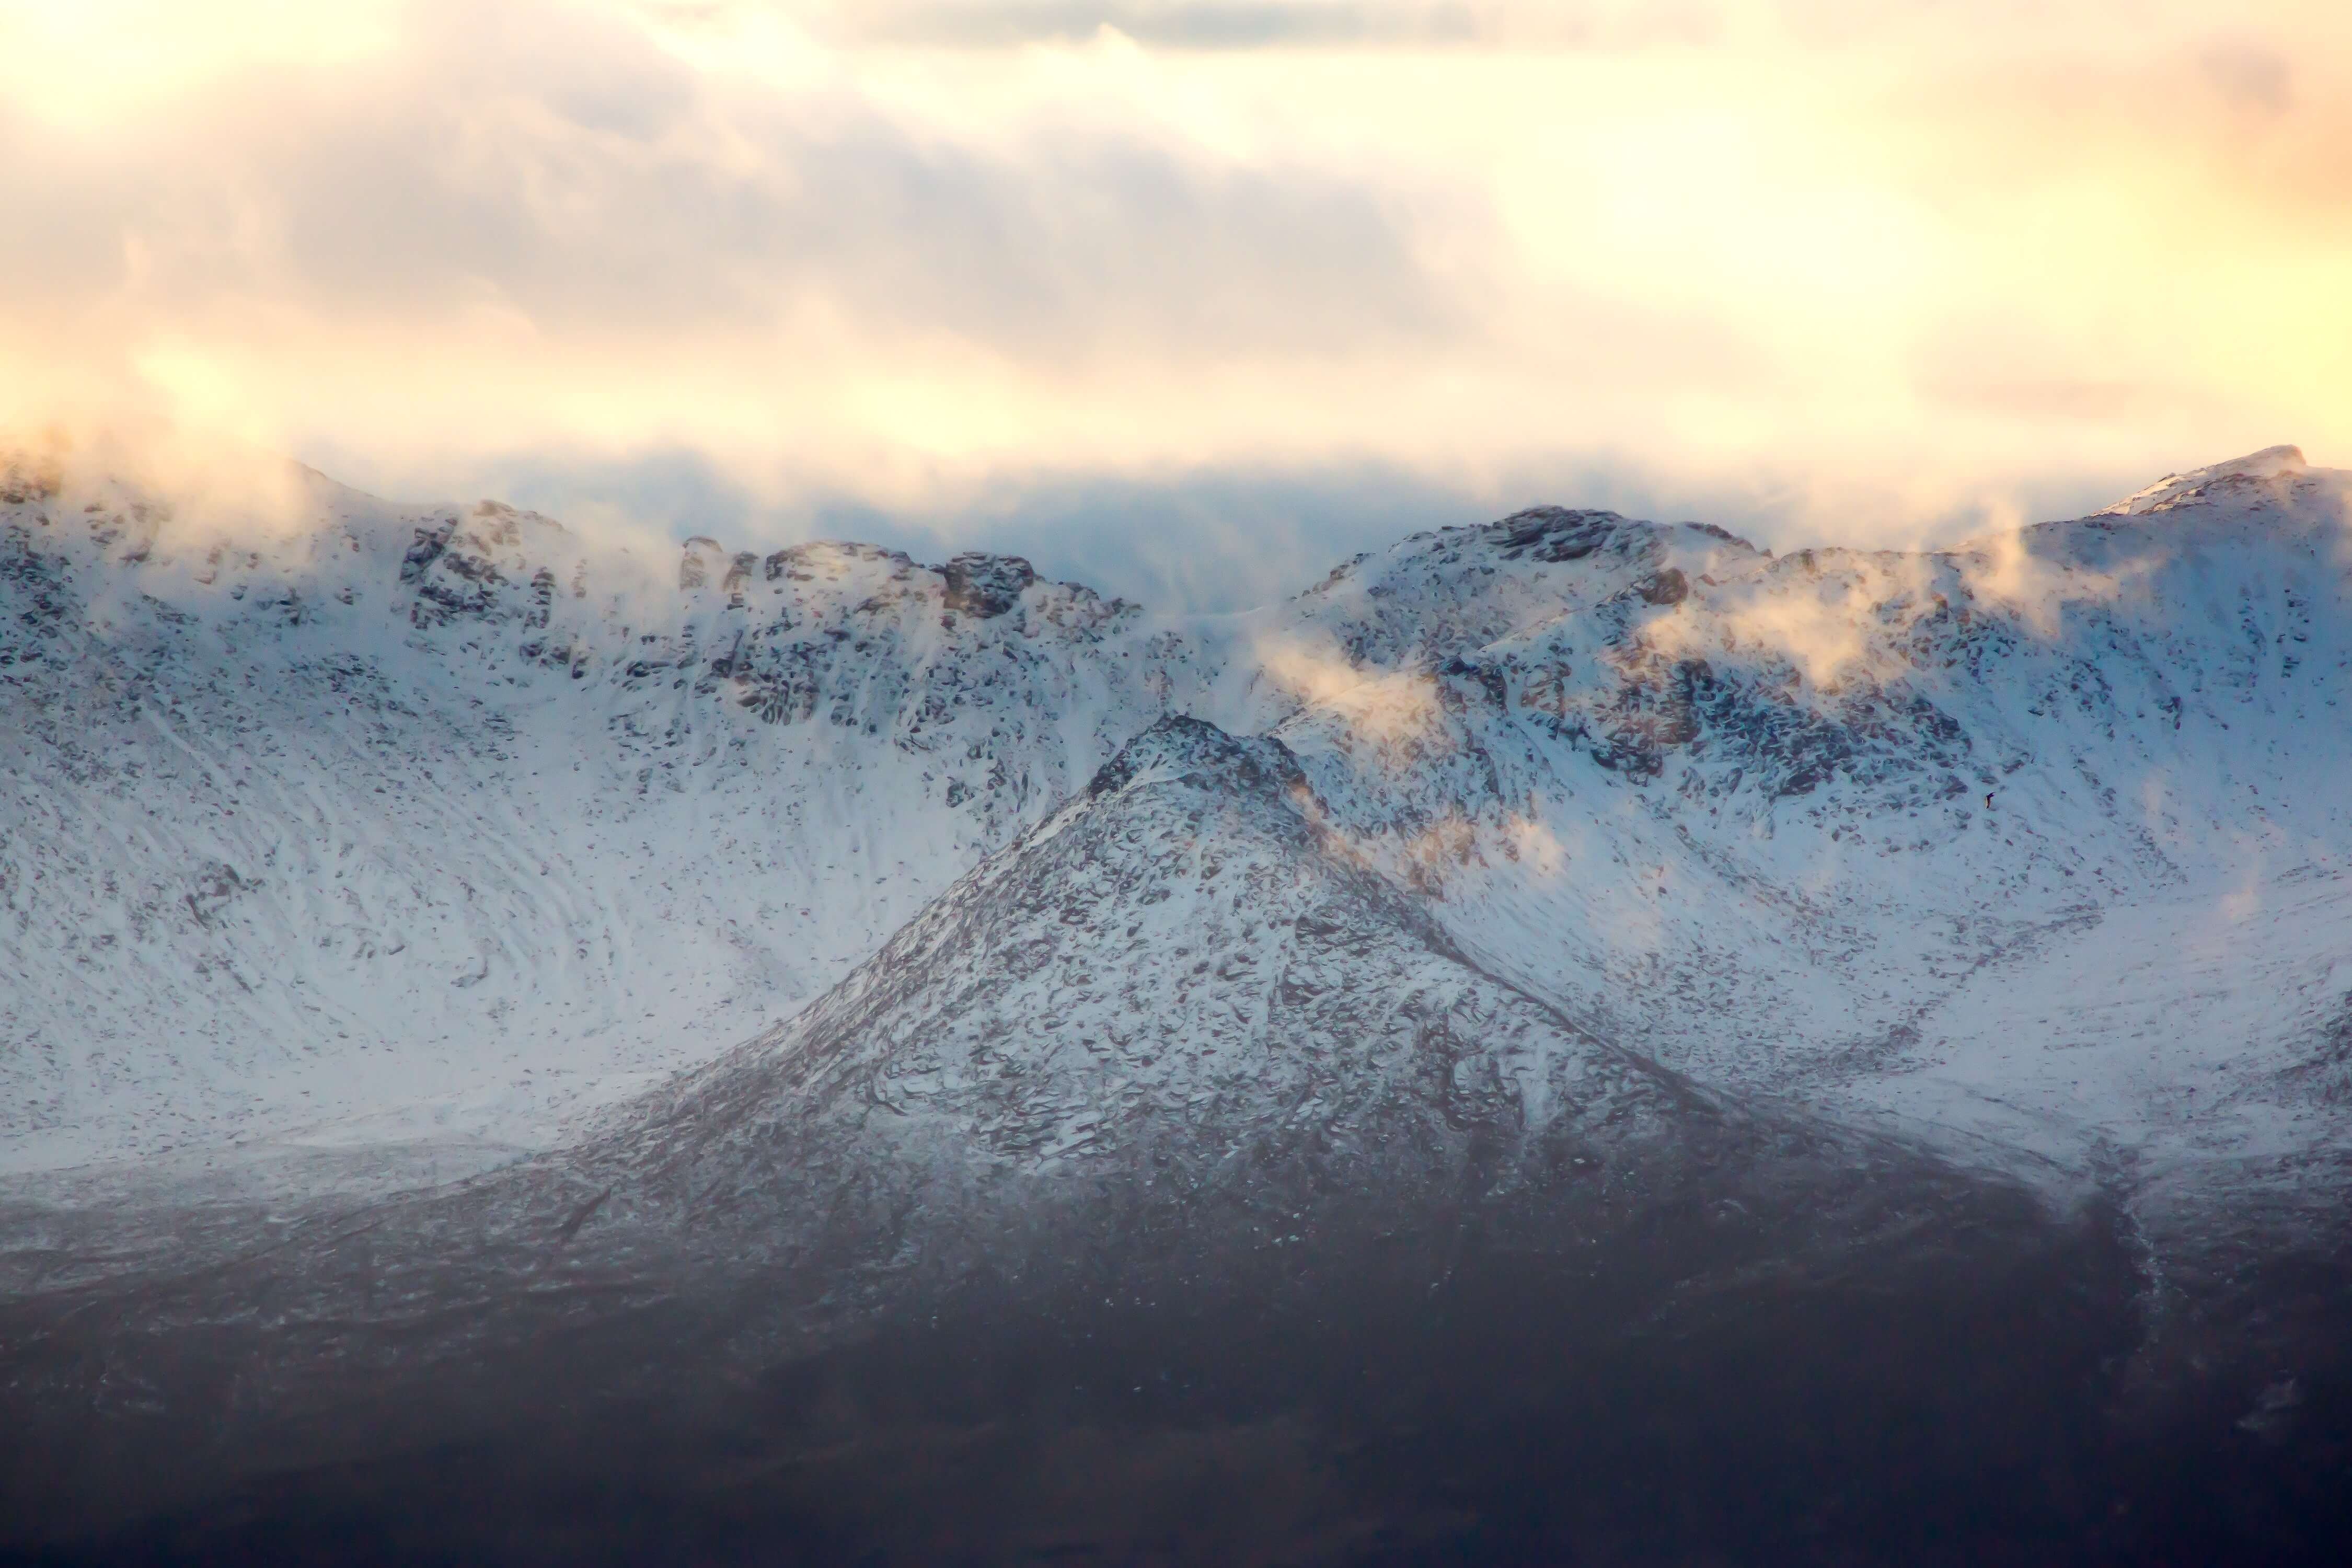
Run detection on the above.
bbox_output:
[1,1,1463,358]
[824,1,1488,50]
[428,452,1511,610]
[2198,38,2295,117]
[428,444,2132,615]
[1254,632,1447,744]
[1646,567,1894,689]
[4,0,2347,576]
[1366,808,1572,902]
[0,421,325,554]
[1951,517,2171,643]
[770,0,1737,52]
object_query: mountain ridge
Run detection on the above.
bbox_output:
[4,445,2349,1216]
[7,446,2352,1561]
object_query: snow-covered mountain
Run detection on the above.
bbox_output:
[6,442,2352,1560]
[1279,445,2352,1190]
[6,443,2348,1210]
[0,464,1218,1170]
[0,714,2146,1554]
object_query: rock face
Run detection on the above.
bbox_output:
[937,551,1041,619]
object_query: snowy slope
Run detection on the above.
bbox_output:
[1258,447,2352,1189]
[4,443,2350,1208]
[590,714,1723,1221]
[7,717,2151,1549]
[0,716,2060,1388]
[0,463,1228,1169]
[0,719,2029,1321]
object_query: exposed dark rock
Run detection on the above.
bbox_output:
[1634,566,1690,606]
[398,522,453,585]
[1490,506,1622,563]
[678,537,725,591]
[1086,714,1308,800]
[938,553,1038,619]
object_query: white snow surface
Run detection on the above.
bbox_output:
[5,445,2351,1202]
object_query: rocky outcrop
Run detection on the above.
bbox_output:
[937,551,1037,619]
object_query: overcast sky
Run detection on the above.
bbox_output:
[6,0,2347,607]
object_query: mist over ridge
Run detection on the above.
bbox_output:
[13,3,2352,1555]
[5,437,2352,1562]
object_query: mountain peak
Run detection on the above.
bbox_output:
[1085,714,1308,802]
[1484,506,1631,562]
[2099,443,2309,516]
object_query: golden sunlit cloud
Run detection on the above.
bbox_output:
[4,0,2347,583]
[1256,633,1447,744]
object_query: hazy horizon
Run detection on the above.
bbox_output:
[7,0,2346,607]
